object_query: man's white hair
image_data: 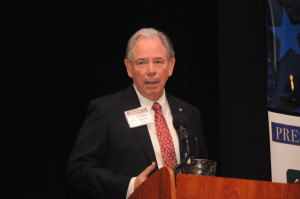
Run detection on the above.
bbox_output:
[125,28,175,61]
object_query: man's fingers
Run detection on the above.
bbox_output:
[141,162,156,176]
[134,162,156,190]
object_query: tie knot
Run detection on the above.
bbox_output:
[152,102,162,112]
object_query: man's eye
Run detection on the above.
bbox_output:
[137,61,144,65]
[155,60,163,64]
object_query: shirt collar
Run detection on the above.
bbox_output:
[133,84,168,113]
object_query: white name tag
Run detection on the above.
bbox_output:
[124,107,153,128]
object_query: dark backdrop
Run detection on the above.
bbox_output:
[4,0,270,198]
[219,0,271,180]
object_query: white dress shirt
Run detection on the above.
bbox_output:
[126,84,180,198]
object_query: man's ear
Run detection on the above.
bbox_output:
[168,58,175,77]
[124,59,132,78]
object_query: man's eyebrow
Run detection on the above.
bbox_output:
[135,58,147,61]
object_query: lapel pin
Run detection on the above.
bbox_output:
[179,108,183,111]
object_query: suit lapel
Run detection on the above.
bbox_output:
[121,85,157,166]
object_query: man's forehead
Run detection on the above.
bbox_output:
[135,57,165,60]
[132,37,168,59]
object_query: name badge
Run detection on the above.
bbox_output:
[124,107,153,128]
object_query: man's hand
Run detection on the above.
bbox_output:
[134,162,156,190]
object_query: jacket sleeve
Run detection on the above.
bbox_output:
[66,101,131,199]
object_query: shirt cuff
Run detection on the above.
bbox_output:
[126,177,136,199]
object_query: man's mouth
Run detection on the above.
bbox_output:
[145,81,159,85]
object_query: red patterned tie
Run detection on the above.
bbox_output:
[152,102,177,168]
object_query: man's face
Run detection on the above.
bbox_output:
[124,36,175,101]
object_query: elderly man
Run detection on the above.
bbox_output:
[67,28,207,199]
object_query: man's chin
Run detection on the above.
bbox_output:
[144,90,163,101]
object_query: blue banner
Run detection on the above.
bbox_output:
[267,0,300,113]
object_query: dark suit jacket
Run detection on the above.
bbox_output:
[66,85,207,199]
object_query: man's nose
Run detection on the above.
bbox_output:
[146,62,156,74]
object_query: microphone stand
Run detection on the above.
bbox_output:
[173,125,190,187]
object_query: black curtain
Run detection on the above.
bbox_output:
[4,0,270,198]
[218,0,271,180]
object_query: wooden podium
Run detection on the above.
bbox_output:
[129,167,300,199]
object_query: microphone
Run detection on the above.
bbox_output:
[173,114,189,143]
[173,114,190,172]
